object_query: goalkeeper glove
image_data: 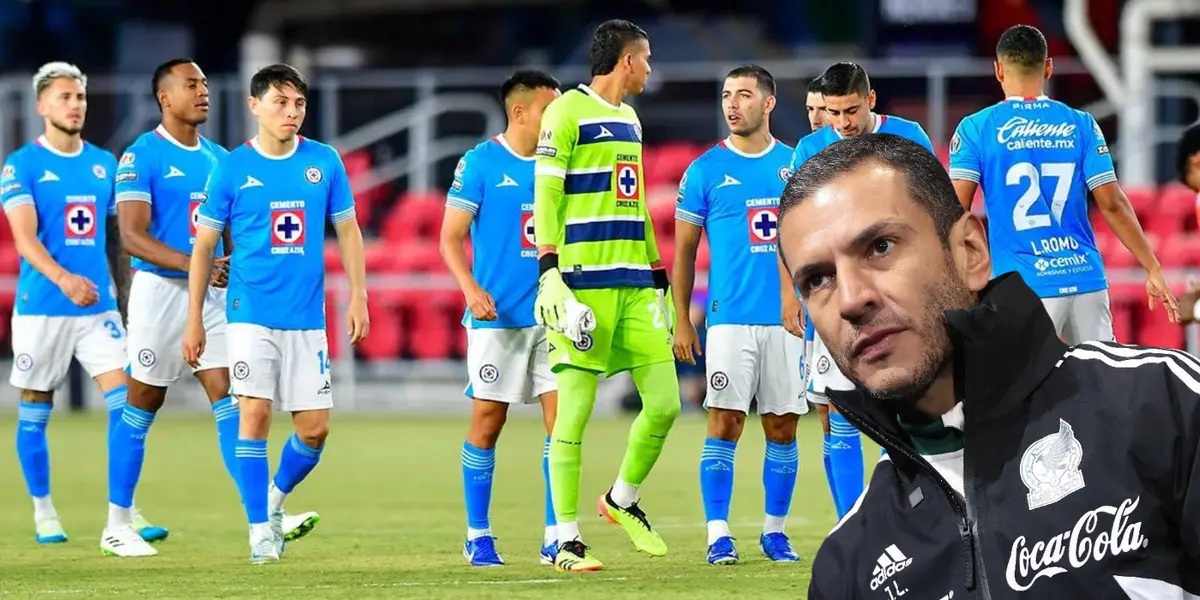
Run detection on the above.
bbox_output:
[535,267,575,332]
[652,267,675,337]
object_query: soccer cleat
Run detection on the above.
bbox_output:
[554,539,603,572]
[597,492,668,557]
[100,525,158,557]
[539,540,558,565]
[707,536,739,565]
[249,524,280,564]
[130,507,169,543]
[760,532,801,562]
[282,511,320,542]
[463,535,504,567]
[35,517,68,544]
[269,511,286,555]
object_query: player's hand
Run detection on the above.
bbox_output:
[347,295,370,345]
[534,268,574,331]
[209,256,230,289]
[465,284,497,321]
[1179,276,1200,325]
[673,319,701,365]
[56,272,99,307]
[1146,268,1181,324]
[782,294,805,338]
[181,319,206,368]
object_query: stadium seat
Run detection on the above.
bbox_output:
[392,240,445,273]
[1125,187,1156,219]
[325,292,342,359]
[1135,301,1184,349]
[363,240,399,272]
[1157,234,1200,267]
[646,143,698,188]
[1156,184,1197,233]
[1108,294,1134,344]
[0,245,20,274]
[358,295,405,361]
[381,191,446,242]
[406,290,456,359]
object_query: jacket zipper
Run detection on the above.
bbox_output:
[834,407,983,595]
[959,428,993,599]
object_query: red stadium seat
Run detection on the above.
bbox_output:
[392,240,445,273]
[1124,187,1156,219]
[406,290,456,359]
[0,245,20,274]
[358,296,405,361]
[646,143,698,188]
[325,292,343,359]
[381,191,445,242]
[1157,184,1198,232]
[1157,234,1200,267]
[1135,302,1184,349]
[1108,293,1134,344]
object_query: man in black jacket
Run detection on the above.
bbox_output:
[777,132,1200,599]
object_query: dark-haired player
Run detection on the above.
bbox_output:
[805,76,826,132]
[183,64,369,563]
[440,69,562,567]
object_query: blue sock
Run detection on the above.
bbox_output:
[108,405,155,508]
[210,397,240,485]
[273,433,323,495]
[542,436,555,530]
[235,439,269,524]
[104,385,127,451]
[700,437,737,524]
[763,440,799,521]
[16,402,52,499]
[823,434,841,511]
[461,441,495,531]
[829,413,865,518]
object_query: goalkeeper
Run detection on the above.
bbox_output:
[533,19,680,573]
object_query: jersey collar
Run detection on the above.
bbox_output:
[494,133,535,161]
[36,135,83,158]
[1005,95,1050,102]
[154,124,201,151]
[577,84,622,110]
[832,113,883,140]
[249,136,300,160]
[722,136,776,158]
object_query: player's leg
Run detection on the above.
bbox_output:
[226,323,281,563]
[812,332,864,519]
[193,286,240,486]
[530,326,559,565]
[1040,295,1071,340]
[804,319,839,510]
[696,324,753,565]
[1063,289,1116,345]
[755,326,804,562]
[10,314,72,543]
[599,288,680,558]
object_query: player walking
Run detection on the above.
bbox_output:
[950,24,1178,340]
[183,64,369,563]
[673,65,805,565]
[790,62,937,519]
[440,70,562,567]
[533,19,680,572]
[1,61,165,549]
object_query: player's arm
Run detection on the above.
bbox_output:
[672,163,706,360]
[105,196,130,321]
[115,150,191,272]
[329,152,369,344]
[779,253,804,338]
[184,162,232,367]
[531,98,578,330]
[440,154,495,320]
[947,121,981,211]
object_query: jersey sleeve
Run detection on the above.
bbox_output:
[114,143,154,205]
[446,150,485,215]
[948,119,982,184]
[789,141,811,172]
[103,153,118,216]
[197,159,233,233]
[0,152,33,212]
[908,124,937,156]
[674,161,708,226]
[1080,113,1117,190]
[326,149,357,225]
[533,98,578,248]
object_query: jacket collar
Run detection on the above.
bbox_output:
[827,273,1068,458]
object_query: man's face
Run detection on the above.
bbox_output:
[162,62,210,126]
[515,87,560,135]
[1186,152,1200,192]
[722,76,772,136]
[779,162,990,407]
[806,91,826,131]
[623,39,652,94]
[249,83,306,142]
[38,77,87,135]
[823,91,876,138]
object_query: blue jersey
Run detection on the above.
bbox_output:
[115,126,228,278]
[676,138,794,327]
[198,137,356,330]
[447,135,537,329]
[0,137,118,316]
[790,114,936,171]
[949,96,1113,298]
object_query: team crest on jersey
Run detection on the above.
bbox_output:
[1020,418,1086,510]
[710,371,729,391]
[189,201,202,237]
[573,332,594,352]
[64,203,97,243]
[15,353,32,371]
[271,210,306,248]
[778,167,793,183]
[748,207,779,244]
[479,364,500,384]
[615,162,639,200]
[304,166,322,184]
[2,165,14,181]
[137,349,156,368]
[119,152,135,167]
[92,164,107,179]
[521,212,536,249]
[950,133,961,154]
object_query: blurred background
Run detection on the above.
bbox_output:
[0,0,1198,415]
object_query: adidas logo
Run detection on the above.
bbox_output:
[870,544,912,590]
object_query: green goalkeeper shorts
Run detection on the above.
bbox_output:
[548,287,674,377]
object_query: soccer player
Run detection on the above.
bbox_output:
[672,65,804,565]
[440,70,562,567]
[0,61,163,549]
[949,24,1178,343]
[182,64,369,563]
[533,19,680,572]
[805,77,826,131]
[109,58,319,557]
[790,62,936,519]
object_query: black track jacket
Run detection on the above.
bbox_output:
[809,273,1200,600]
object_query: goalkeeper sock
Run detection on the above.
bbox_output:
[16,402,52,509]
[823,434,840,512]
[272,433,323,502]
[700,437,736,545]
[461,441,495,538]
[763,440,798,532]
[541,436,556,542]
[829,412,864,518]
[108,405,155,516]
[211,397,241,487]
[235,439,270,525]
[549,366,599,529]
[615,360,681,496]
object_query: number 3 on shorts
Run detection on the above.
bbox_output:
[103,319,122,339]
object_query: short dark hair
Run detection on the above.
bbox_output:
[151,58,196,110]
[589,19,649,77]
[499,70,560,105]
[996,25,1048,71]
[780,133,965,247]
[1177,123,1200,186]
[250,63,308,99]
[806,76,823,95]
[725,64,776,97]
[819,62,871,98]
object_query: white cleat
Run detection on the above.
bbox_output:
[100,526,159,557]
[270,511,286,555]
[281,511,320,542]
[35,517,68,544]
[250,524,280,564]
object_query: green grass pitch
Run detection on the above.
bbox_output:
[0,411,879,598]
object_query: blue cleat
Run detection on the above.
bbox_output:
[35,517,68,544]
[539,540,558,565]
[131,509,169,543]
[760,532,801,562]
[463,535,504,567]
[707,535,739,565]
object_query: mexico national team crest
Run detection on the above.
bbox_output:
[304,166,323,184]
[64,203,97,244]
[615,162,639,200]
[748,207,779,245]
[271,209,306,251]
[1019,418,1086,510]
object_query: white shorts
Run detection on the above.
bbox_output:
[805,331,855,405]
[127,271,229,387]
[1041,290,1115,345]
[703,324,807,416]
[10,310,127,391]
[226,323,332,412]
[465,326,556,404]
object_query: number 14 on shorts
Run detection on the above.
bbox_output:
[317,349,331,375]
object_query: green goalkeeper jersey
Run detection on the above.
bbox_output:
[534,84,662,290]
